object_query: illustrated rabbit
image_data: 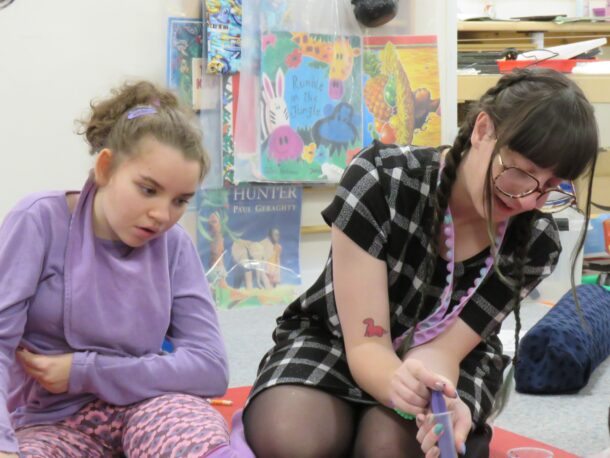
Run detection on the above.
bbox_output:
[261,68,304,162]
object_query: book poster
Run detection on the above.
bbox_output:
[167,18,203,109]
[259,31,363,183]
[204,0,242,74]
[197,185,302,308]
[362,36,441,147]
[222,73,239,186]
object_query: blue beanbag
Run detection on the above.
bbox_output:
[515,284,610,394]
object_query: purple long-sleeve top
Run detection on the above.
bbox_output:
[0,179,229,452]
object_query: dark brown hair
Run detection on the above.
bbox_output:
[77,81,209,180]
[398,68,599,414]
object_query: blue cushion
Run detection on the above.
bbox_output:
[515,284,610,394]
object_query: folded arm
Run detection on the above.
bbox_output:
[0,211,44,452]
[68,237,229,405]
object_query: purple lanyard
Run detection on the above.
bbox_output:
[393,169,508,351]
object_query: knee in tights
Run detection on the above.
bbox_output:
[352,406,422,458]
[244,385,356,458]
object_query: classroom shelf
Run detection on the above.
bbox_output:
[301,224,330,235]
[458,73,610,103]
[458,20,610,51]
[458,20,610,33]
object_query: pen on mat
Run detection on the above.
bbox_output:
[206,398,233,406]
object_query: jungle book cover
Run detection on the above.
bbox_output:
[197,185,302,308]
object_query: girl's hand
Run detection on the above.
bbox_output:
[0,453,19,458]
[389,359,457,416]
[16,348,73,394]
[415,395,471,457]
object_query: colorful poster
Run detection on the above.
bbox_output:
[204,0,242,74]
[222,74,239,186]
[197,185,302,308]
[259,31,363,182]
[167,18,204,109]
[192,57,204,111]
[362,36,441,147]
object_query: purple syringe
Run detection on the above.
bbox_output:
[430,390,458,458]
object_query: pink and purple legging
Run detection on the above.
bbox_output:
[16,393,236,457]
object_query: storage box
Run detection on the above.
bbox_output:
[497,59,594,74]
[582,213,610,276]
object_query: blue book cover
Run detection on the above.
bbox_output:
[584,214,610,260]
[166,17,204,109]
[196,185,302,308]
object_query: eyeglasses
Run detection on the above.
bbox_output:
[493,154,576,213]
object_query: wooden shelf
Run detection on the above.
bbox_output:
[458,74,610,104]
[301,224,330,235]
[458,20,610,52]
[458,20,610,33]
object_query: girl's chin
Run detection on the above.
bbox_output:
[492,193,518,220]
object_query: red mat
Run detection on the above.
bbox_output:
[212,385,250,425]
[213,386,577,457]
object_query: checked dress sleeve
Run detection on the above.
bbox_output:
[321,143,392,260]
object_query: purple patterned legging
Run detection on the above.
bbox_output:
[16,393,231,457]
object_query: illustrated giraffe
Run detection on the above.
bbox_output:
[291,32,361,100]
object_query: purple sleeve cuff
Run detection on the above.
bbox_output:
[0,434,19,454]
[68,351,89,395]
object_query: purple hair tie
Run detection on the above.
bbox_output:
[126,105,157,120]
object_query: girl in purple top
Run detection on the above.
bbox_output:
[0,82,236,457]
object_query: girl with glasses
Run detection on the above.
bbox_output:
[239,68,599,457]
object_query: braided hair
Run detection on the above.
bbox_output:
[398,68,599,412]
[396,113,474,355]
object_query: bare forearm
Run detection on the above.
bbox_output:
[405,345,460,387]
[403,318,481,389]
[346,342,402,404]
[348,344,460,402]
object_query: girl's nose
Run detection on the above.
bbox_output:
[149,203,171,224]
[517,193,542,211]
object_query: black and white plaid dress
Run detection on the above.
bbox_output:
[248,141,561,426]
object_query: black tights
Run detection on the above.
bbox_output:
[244,385,492,458]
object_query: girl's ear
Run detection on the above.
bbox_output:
[94,149,114,186]
[471,111,496,148]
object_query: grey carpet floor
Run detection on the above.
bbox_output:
[217,300,610,456]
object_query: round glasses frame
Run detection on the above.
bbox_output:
[492,154,576,214]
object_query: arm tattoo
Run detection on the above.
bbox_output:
[362,318,388,337]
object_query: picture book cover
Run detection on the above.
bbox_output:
[259,31,364,183]
[222,73,239,186]
[362,35,441,147]
[197,185,303,308]
[192,57,204,111]
[204,0,242,74]
[167,18,204,110]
